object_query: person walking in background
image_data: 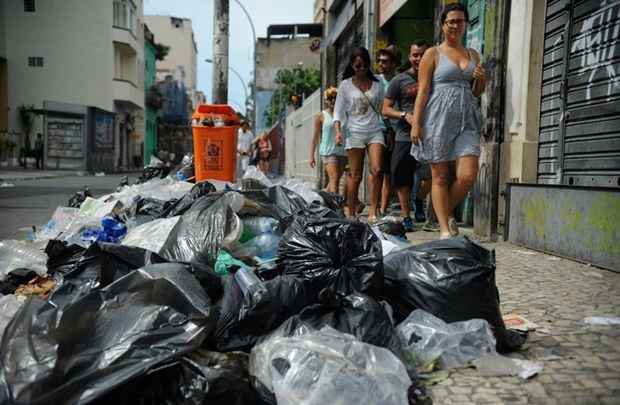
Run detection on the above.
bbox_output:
[333,47,386,221]
[34,133,44,170]
[253,132,272,175]
[237,121,253,177]
[375,45,400,218]
[411,2,486,239]
[310,86,346,194]
[383,41,428,232]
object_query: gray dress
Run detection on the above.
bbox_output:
[411,47,482,163]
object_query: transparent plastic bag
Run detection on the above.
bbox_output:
[473,354,543,379]
[242,166,273,188]
[0,240,48,280]
[397,310,497,370]
[275,178,323,205]
[121,216,181,254]
[35,206,80,241]
[250,326,412,405]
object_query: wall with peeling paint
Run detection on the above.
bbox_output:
[507,184,620,271]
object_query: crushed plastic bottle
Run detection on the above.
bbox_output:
[234,266,264,297]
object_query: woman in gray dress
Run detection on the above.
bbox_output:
[410,2,486,239]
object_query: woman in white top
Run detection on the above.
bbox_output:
[333,47,386,221]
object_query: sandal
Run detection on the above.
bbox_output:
[367,216,379,225]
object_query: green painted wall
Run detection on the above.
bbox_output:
[144,40,157,166]
[381,0,435,65]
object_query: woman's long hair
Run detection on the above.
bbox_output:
[342,47,378,82]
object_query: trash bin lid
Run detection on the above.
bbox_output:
[192,104,240,126]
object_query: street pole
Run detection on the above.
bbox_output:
[232,0,257,130]
[212,0,229,104]
[205,59,248,114]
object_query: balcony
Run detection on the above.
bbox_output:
[113,79,143,109]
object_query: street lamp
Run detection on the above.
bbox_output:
[231,0,257,130]
[205,58,249,114]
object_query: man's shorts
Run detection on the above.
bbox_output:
[321,155,347,166]
[391,141,417,188]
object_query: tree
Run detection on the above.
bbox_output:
[154,43,170,61]
[264,65,320,127]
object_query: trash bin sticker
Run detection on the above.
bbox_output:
[206,140,223,171]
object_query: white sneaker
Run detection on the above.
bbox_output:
[448,217,459,236]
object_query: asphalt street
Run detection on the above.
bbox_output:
[0,174,139,240]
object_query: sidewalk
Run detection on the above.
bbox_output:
[0,169,82,182]
[405,227,620,405]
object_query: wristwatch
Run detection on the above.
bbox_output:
[400,111,407,120]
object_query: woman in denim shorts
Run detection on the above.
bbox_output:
[333,47,386,221]
[310,87,347,194]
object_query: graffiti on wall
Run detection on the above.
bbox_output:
[570,5,620,101]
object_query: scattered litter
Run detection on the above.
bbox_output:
[0,182,15,188]
[583,316,620,326]
[473,354,543,379]
[121,216,180,254]
[515,250,536,255]
[14,276,55,298]
[95,172,106,176]
[397,309,497,370]
[503,313,539,332]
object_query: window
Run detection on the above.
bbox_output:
[113,0,137,35]
[28,57,43,67]
[24,0,35,12]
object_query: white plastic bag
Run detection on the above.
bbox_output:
[0,240,48,280]
[121,216,181,254]
[397,310,497,370]
[250,326,412,405]
[242,166,273,187]
[276,178,323,205]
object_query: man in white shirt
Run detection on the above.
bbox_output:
[237,121,254,177]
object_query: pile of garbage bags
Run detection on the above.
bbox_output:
[0,167,530,404]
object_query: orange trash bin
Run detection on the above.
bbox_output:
[191,104,240,182]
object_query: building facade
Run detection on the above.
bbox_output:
[1,0,145,171]
[144,24,158,166]
[143,15,198,110]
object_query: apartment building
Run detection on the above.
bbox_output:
[143,15,198,110]
[2,0,145,171]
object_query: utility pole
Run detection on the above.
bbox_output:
[212,0,229,104]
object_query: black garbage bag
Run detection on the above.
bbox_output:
[0,263,217,405]
[300,201,344,219]
[382,235,525,353]
[90,350,256,405]
[378,219,408,238]
[210,275,312,352]
[240,186,307,226]
[160,181,217,218]
[278,216,383,298]
[137,165,171,184]
[45,241,168,307]
[134,196,176,218]
[0,268,38,295]
[260,290,403,359]
[45,241,223,307]
[317,190,345,213]
[160,191,239,265]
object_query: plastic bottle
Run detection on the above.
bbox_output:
[234,266,263,296]
[242,217,278,235]
[247,232,281,259]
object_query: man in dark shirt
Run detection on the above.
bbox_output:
[382,41,428,232]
